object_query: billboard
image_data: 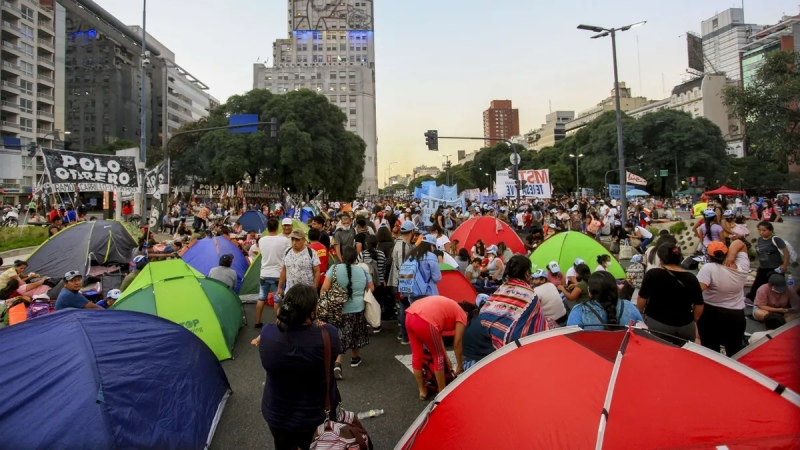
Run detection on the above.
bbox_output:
[687,32,704,73]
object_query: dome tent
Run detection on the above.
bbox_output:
[733,320,800,394]
[0,309,231,449]
[529,231,626,279]
[180,236,249,292]
[238,210,268,233]
[450,216,526,255]
[25,220,137,279]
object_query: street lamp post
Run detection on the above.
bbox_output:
[569,153,584,195]
[386,161,398,188]
[484,173,491,192]
[138,0,148,227]
[578,21,646,222]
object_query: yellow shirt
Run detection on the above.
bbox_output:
[0,267,18,291]
[692,202,708,219]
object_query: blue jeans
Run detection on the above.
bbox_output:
[638,236,654,253]
[259,277,279,302]
[398,295,425,340]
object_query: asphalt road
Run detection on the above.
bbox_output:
[211,304,426,450]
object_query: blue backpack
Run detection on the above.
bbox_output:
[397,257,420,297]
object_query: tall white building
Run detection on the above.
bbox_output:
[0,0,65,205]
[701,8,765,80]
[253,0,378,195]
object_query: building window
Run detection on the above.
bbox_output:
[20,61,34,76]
[20,6,34,21]
[349,108,356,115]
[20,24,34,40]
[329,84,336,91]
[20,98,32,113]
[20,118,33,132]
[350,119,357,126]
[20,80,33,94]
[330,72,337,80]
[20,42,34,56]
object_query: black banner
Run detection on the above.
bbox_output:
[42,149,139,192]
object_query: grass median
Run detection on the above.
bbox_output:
[0,226,49,253]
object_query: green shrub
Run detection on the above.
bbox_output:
[669,221,687,235]
[0,227,49,253]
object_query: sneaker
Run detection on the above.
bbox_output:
[350,357,362,367]
[254,323,263,329]
[399,338,409,345]
[397,334,404,341]
[372,326,382,334]
[334,363,343,380]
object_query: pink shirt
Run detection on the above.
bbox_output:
[406,295,468,333]
[755,283,800,309]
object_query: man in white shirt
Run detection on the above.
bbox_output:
[565,258,585,286]
[255,218,290,328]
[532,269,567,323]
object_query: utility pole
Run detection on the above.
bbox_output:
[138,0,148,227]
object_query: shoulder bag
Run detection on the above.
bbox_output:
[318,265,348,325]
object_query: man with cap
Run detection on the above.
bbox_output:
[389,220,417,344]
[120,256,147,293]
[754,274,799,323]
[565,258,585,286]
[55,271,102,310]
[96,289,121,309]
[531,269,568,324]
[333,213,356,263]
[209,254,238,290]
[546,261,565,287]
[281,217,294,239]
[278,229,321,300]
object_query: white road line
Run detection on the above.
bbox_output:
[395,351,456,373]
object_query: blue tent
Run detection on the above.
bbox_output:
[0,310,231,449]
[300,206,315,223]
[238,210,268,233]
[181,236,249,292]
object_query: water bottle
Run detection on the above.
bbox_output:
[787,274,795,289]
[357,409,384,420]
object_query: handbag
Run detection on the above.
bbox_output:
[318,265,348,325]
[618,243,634,260]
[311,327,372,450]
[363,289,381,328]
[609,240,620,254]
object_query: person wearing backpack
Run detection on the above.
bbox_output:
[746,221,792,302]
[389,221,417,343]
[567,271,643,331]
[397,235,442,344]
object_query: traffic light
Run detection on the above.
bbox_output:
[689,176,697,186]
[269,117,280,138]
[424,130,438,151]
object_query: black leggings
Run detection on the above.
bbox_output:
[268,424,316,450]
[746,267,778,301]
[697,304,746,355]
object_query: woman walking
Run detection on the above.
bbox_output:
[320,246,374,380]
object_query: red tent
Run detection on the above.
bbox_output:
[705,185,745,196]
[733,320,800,394]
[397,327,800,449]
[437,264,478,338]
[450,216,526,255]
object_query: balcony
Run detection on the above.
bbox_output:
[37,20,53,32]
[36,110,52,118]
[1,40,22,56]
[36,38,52,49]
[36,73,53,84]
[0,120,19,129]
[36,127,52,136]
[37,55,53,67]
[1,100,19,111]
[0,80,19,92]
[36,92,53,101]
[1,60,20,73]
[1,20,21,37]
[1,1,21,15]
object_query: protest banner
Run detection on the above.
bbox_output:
[145,162,166,196]
[626,171,648,186]
[41,149,138,192]
[419,193,465,223]
[518,169,552,199]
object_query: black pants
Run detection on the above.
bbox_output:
[697,304,746,355]
[268,424,316,450]
[746,267,779,301]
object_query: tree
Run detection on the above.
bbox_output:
[723,50,800,165]
[85,139,139,155]
[170,89,366,199]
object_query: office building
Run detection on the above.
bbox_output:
[412,165,439,179]
[564,82,651,136]
[253,0,378,195]
[0,0,64,204]
[483,100,519,147]
[701,8,765,80]
[526,111,575,151]
[741,14,799,87]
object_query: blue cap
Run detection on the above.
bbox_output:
[422,234,437,246]
[400,220,416,233]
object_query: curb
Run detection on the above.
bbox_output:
[0,245,39,261]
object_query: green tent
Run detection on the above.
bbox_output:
[529,231,626,279]
[292,219,309,235]
[240,254,262,296]
[111,259,243,360]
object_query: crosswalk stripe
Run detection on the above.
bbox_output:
[395,351,456,373]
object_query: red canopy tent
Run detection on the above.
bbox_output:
[705,185,745,196]
[450,216,526,255]
[397,327,800,449]
[733,320,800,394]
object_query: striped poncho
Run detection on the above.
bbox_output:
[479,279,550,349]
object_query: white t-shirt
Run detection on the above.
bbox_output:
[436,234,451,251]
[696,260,747,310]
[595,265,607,272]
[259,235,291,278]
[636,226,653,239]
[565,266,577,281]
[534,282,567,321]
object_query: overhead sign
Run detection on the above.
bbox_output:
[608,184,636,199]
[41,149,138,193]
[626,171,648,186]
[659,169,669,177]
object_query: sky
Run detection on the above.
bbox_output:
[96,0,796,184]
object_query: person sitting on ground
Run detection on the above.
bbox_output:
[465,258,482,285]
[565,258,585,286]
[567,271,643,330]
[461,294,493,372]
[754,274,799,323]
[120,256,147,292]
[55,271,102,310]
[480,246,505,284]
[209,254,238,290]
[405,295,472,399]
[748,313,786,344]
[531,269,567,324]
[455,248,471,274]
[545,261,565,287]
[48,216,63,236]
[96,289,121,309]
[559,263,592,307]
[0,260,38,291]
[595,254,612,273]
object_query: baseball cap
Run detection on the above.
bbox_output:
[630,254,643,264]
[64,270,82,281]
[547,261,560,273]
[133,255,147,264]
[400,220,416,233]
[290,229,306,240]
[219,254,234,265]
[703,208,717,218]
[282,218,293,226]
[486,245,498,255]
[723,210,734,217]
[106,289,122,299]
[532,269,548,279]
[768,274,787,293]
[475,293,490,308]
[707,241,728,256]
[574,258,585,266]
[422,234,437,246]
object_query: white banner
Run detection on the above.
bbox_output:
[626,171,648,186]
[496,170,514,198]
[420,194,465,225]
[518,169,552,198]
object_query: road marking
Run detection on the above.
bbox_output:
[395,351,456,373]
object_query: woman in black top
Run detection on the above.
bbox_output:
[637,243,704,345]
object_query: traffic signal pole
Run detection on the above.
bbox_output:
[424,133,521,206]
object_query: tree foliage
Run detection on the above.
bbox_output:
[723,50,800,165]
[170,89,366,199]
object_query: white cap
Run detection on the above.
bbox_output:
[282,218,293,225]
